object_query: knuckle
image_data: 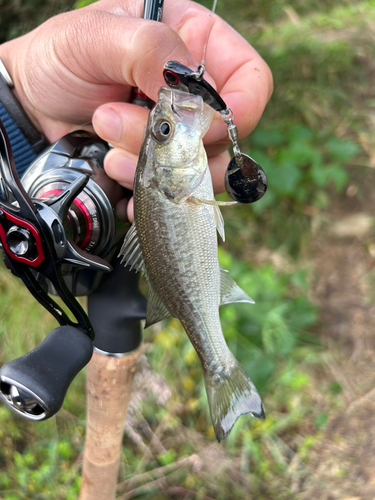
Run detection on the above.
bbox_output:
[62,10,112,56]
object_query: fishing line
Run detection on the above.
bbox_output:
[162,1,269,204]
[200,0,218,71]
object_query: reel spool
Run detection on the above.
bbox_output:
[21,132,127,295]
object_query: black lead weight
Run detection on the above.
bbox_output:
[224,153,268,204]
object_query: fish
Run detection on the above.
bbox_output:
[120,86,265,442]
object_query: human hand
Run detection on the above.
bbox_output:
[0,0,272,222]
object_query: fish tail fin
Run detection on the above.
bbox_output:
[203,361,265,443]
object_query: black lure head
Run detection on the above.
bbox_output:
[225,154,267,204]
[163,61,226,112]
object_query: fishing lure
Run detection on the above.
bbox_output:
[163,60,268,204]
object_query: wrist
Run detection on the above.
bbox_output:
[0,41,48,174]
[0,38,43,130]
[0,40,24,111]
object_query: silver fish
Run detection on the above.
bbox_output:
[120,87,264,441]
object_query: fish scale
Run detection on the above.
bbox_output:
[120,87,265,441]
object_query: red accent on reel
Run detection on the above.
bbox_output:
[135,89,148,99]
[39,189,93,251]
[0,210,45,267]
[132,87,149,99]
[72,197,93,250]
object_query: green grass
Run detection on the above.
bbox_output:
[0,265,86,500]
[0,251,325,499]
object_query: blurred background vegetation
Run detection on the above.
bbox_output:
[0,0,374,499]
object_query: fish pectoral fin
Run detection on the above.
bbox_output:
[192,197,237,207]
[220,267,255,305]
[118,223,146,275]
[214,205,225,242]
[145,282,171,328]
[203,361,265,443]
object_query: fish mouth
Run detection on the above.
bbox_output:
[158,87,204,115]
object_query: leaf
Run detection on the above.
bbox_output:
[329,382,342,394]
[326,164,349,192]
[244,352,275,393]
[280,141,321,165]
[269,162,302,196]
[157,449,177,466]
[289,372,310,389]
[325,137,360,161]
[262,310,296,356]
[315,412,328,429]
[311,160,329,188]
[251,128,285,147]
[74,0,98,7]
[287,125,314,143]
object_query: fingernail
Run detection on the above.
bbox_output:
[94,107,122,143]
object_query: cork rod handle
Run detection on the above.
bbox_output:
[79,348,141,500]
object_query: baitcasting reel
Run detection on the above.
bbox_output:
[21,130,128,296]
[0,123,144,421]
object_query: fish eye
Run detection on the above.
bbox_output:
[160,122,170,135]
[152,120,173,142]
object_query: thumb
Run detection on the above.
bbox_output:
[3,7,204,126]
[48,8,201,101]
[67,8,203,99]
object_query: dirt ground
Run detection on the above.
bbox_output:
[299,169,375,499]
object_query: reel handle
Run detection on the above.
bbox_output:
[0,325,93,420]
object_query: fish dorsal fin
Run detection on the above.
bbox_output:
[220,267,255,305]
[118,223,146,275]
[145,281,171,328]
[214,205,225,242]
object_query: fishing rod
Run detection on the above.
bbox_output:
[79,2,164,499]
[0,0,162,497]
[0,68,146,500]
[0,9,150,500]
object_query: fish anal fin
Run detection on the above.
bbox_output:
[220,267,255,305]
[145,281,171,328]
[204,362,265,443]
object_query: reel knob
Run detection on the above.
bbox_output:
[0,325,93,420]
[6,226,34,256]
[2,383,43,417]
